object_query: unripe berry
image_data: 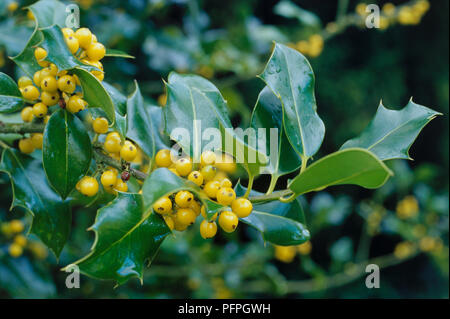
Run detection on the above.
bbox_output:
[175,191,194,208]
[188,171,204,186]
[34,47,47,61]
[21,85,40,101]
[19,138,35,154]
[218,210,239,233]
[175,208,196,226]
[120,141,137,162]
[175,157,192,176]
[204,181,220,199]
[100,170,117,188]
[18,76,33,88]
[57,75,76,93]
[31,133,43,149]
[21,106,34,122]
[67,95,86,113]
[79,176,99,197]
[216,187,236,206]
[231,198,253,218]
[92,117,109,134]
[32,102,48,118]
[41,91,60,106]
[86,42,106,61]
[75,28,93,49]
[155,149,172,167]
[200,220,217,239]
[153,196,172,214]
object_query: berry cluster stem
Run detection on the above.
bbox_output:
[0,121,45,134]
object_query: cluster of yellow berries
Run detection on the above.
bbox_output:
[152,149,253,239]
[396,195,419,219]
[274,241,312,263]
[17,26,105,154]
[75,125,138,197]
[289,34,324,58]
[0,219,48,259]
[356,1,430,30]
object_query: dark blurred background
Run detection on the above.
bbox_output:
[0,0,448,298]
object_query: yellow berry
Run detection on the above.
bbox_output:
[21,85,40,101]
[86,42,106,61]
[120,141,137,162]
[231,198,252,218]
[200,165,217,182]
[18,76,32,88]
[79,176,99,197]
[67,95,86,113]
[62,27,74,38]
[190,200,201,216]
[163,215,175,230]
[92,70,104,82]
[48,63,58,76]
[57,75,76,93]
[104,132,122,153]
[274,245,296,263]
[173,218,188,232]
[93,117,109,134]
[65,35,79,54]
[216,187,236,206]
[8,243,23,258]
[297,241,312,255]
[14,234,27,247]
[19,138,35,154]
[201,205,218,221]
[40,91,60,106]
[40,75,57,92]
[204,181,220,199]
[34,47,47,61]
[155,149,172,167]
[215,154,236,174]
[44,115,50,124]
[175,157,192,176]
[201,150,216,166]
[200,220,217,239]
[114,179,128,192]
[21,106,34,122]
[188,171,204,186]
[175,208,196,226]
[100,170,117,188]
[218,210,239,233]
[175,191,194,208]
[9,220,24,233]
[32,102,48,118]
[33,71,42,86]
[169,168,180,176]
[75,28,93,49]
[31,133,43,149]
[7,1,19,12]
[153,196,173,214]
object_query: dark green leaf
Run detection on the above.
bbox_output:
[105,49,135,59]
[43,109,92,199]
[259,43,325,159]
[0,148,71,257]
[71,193,170,285]
[71,68,116,124]
[102,82,127,116]
[28,0,67,28]
[147,104,171,150]
[289,148,393,195]
[126,82,156,158]
[340,100,442,160]
[0,72,24,113]
[11,29,44,77]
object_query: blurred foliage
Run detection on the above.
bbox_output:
[0,0,448,298]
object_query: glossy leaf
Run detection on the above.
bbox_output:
[236,184,310,245]
[259,43,325,158]
[72,193,170,285]
[126,82,156,158]
[27,0,67,28]
[340,100,442,160]
[71,68,116,124]
[102,82,127,116]
[43,109,92,199]
[289,148,393,195]
[0,72,24,113]
[11,29,44,77]
[39,26,97,72]
[0,148,71,257]
[250,86,302,178]
[147,104,171,150]
[164,73,267,174]
[142,168,225,220]
[105,49,135,59]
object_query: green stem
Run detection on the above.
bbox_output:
[249,189,292,203]
[265,174,279,195]
[300,155,308,174]
[243,174,254,198]
[0,122,45,134]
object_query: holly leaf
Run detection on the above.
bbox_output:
[71,68,116,124]
[147,104,171,150]
[126,82,156,158]
[70,193,170,285]
[288,148,393,196]
[235,184,310,245]
[102,82,127,116]
[105,49,135,59]
[259,43,325,159]
[27,0,67,28]
[43,109,92,199]
[0,72,24,113]
[250,86,302,179]
[0,148,71,257]
[340,100,442,161]
[11,29,44,78]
